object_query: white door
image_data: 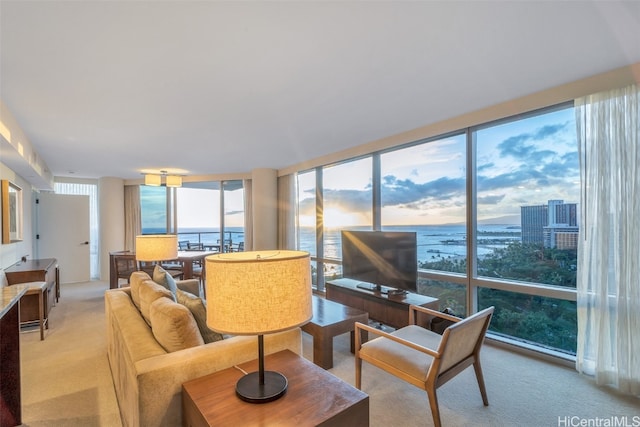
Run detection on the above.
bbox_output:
[36,193,90,283]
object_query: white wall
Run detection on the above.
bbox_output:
[98,177,124,281]
[251,168,278,250]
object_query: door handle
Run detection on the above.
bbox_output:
[82,241,89,245]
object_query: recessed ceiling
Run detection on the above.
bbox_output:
[1,1,639,181]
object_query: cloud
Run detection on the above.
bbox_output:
[497,121,571,162]
[381,175,465,207]
[298,117,578,220]
[478,194,506,205]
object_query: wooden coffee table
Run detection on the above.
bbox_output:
[301,295,369,369]
[182,349,369,427]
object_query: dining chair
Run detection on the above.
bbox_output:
[113,253,138,286]
[355,305,494,427]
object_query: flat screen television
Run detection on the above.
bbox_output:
[341,230,417,294]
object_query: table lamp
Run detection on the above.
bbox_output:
[135,235,178,264]
[206,250,312,403]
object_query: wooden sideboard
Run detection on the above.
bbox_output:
[326,278,439,329]
[4,258,59,325]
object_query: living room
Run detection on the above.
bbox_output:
[1,1,640,426]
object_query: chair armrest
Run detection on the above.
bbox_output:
[409,305,461,324]
[354,321,440,358]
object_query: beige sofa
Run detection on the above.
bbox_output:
[105,271,302,427]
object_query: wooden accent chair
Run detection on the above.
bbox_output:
[355,305,494,427]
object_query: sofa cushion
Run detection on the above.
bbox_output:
[149,297,204,352]
[129,271,152,311]
[139,280,174,325]
[176,290,224,344]
[152,265,178,296]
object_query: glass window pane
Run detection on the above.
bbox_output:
[381,135,467,275]
[176,184,220,248]
[140,185,167,234]
[323,158,372,260]
[297,170,316,257]
[475,107,579,288]
[418,277,467,316]
[223,180,245,251]
[478,287,577,354]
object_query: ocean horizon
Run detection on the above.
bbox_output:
[143,223,520,263]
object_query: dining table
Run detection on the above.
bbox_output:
[177,250,219,280]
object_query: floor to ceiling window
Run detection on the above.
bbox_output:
[380,133,468,315]
[140,180,245,252]
[322,157,372,289]
[295,102,578,357]
[473,104,578,353]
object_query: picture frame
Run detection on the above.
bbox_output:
[1,179,23,244]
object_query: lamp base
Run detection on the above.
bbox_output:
[236,371,288,404]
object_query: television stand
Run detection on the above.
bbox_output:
[326,278,439,329]
[355,282,407,296]
[356,282,380,292]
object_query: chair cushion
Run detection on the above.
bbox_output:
[152,265,178,296]
[176,290,224,344]
[149,297,204,352]
[139,280,174,325]
[360,325,442,383]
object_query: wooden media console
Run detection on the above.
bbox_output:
[325,278,439,329]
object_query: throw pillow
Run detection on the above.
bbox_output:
[139,279,174,326]
[149,297,204,352]
[176,289,224,344]
[152,265,178,297]
[129,271,152,311]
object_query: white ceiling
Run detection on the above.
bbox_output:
[1,1,639,181]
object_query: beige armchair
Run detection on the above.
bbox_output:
[355,305,494,427]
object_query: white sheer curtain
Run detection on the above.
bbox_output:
[575,84,640,396]
[123,185,141,252]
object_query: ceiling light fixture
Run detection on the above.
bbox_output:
[143,170,183,187]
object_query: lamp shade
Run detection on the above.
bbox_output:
[136,234,178,262]
[144,174,162,186]
[165,175,182,187]
[206,250,312,335]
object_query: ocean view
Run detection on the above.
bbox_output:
[142,227,245,247]
[143,224,521,262]
[300,224,521,263]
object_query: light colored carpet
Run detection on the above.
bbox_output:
[20,281,639,426]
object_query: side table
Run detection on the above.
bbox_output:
[301,295,369,369]
[182,349,369,427]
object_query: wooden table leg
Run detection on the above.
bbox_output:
[317,332,334,370]
[39,288,45,340]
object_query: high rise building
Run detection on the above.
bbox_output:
[521,200,579,249]
[521,204,547,244]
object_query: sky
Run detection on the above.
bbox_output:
[141,107,578,231]
[298,106,579,227]
[141,185,245,230]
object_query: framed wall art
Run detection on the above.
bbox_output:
[1,179,23,244]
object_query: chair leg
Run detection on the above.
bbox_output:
[355,356,362,389]
[425,387,442,427]
[473,359,489,406]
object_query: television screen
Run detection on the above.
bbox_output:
[341,230,417,293]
